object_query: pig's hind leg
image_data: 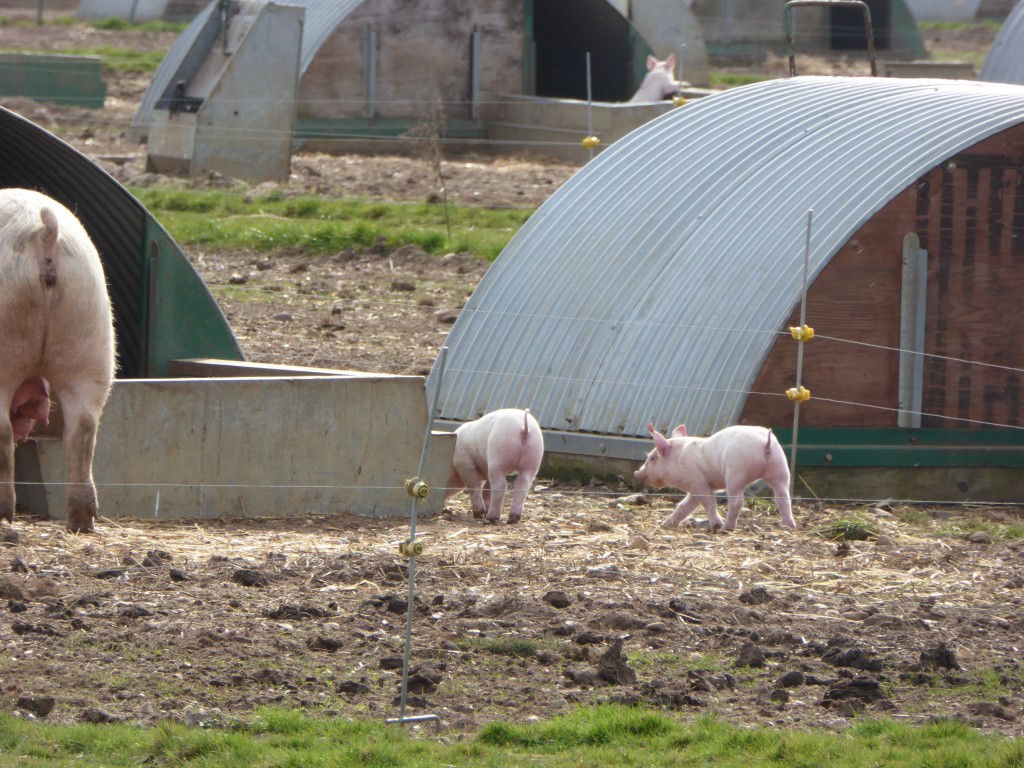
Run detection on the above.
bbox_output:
[57,382,108,533]
[769,481,796,529]
[484,468,508,523]
[506,471,535,524]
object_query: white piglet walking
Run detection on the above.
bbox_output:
[447,408,544,524]
[634,423,796,532]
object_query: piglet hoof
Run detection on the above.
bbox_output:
[483,517,501,525]
[507,515,521,524]
[710,523,722,534]
[472,509,486,519]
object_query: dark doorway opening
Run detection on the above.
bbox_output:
[831,0,890,50]
[532,0,636,101]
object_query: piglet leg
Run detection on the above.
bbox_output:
[662,493,701,528]
[507,471,536,524]
[485,468,508,523]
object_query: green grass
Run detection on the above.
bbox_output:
[131,187,531,262]
[709,72,771,88]
[4,706,1023,767]
[917,20,1002,33]
[815,517,876,541]
[0,16,185,75]
[455,635,541,658]
[627,650,727,676]
[87,17,188,34]
[69,44,167,74]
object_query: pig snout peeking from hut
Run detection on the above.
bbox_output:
[446,408,545,524]
[628,54,687,102]
[634,423,796,532]
[0,188,116,533]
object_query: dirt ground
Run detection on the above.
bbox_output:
[2,12,1022,739]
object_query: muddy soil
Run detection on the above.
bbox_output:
[1,12,1021,738]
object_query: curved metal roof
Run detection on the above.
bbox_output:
[131,0,357,137]
[0,106,242,377]
[979,1,1024,85]
[428,76,1024,440]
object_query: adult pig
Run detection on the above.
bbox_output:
[634,423,796,532]
[447,408,544,524]
[0,189,115,532]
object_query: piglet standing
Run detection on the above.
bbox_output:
[0,188,116,532]
[628,54,687,102]
[634,423,796,532]
[446,408,544,524]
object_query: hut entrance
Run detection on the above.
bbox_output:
[529,0,647,102]
[831,0,890,50]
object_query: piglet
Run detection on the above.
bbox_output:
[628,54,687,102]
[446,408,544,524]
[634,423,796,531]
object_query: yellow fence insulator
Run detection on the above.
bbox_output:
[789,325,814,342]
[786,385,811,402]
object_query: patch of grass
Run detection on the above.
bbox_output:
[946,667,1019,700]
[709,71,771,88]
[627,650,726,676]
[816,517,876,541]
[456,635,540,658]
[950,516,1024,541]
[87,17,187,34]
[2,706,1024,766]
[68,45,167,75]
[917,20,1002,33]
[131,187,530,261]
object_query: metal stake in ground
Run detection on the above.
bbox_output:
[787,210,814,493]
[390,346,447,730]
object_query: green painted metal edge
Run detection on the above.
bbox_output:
[295,118,486,141]
[142,220,244,377]
[773,427,1024,468]
[0,53,106,109]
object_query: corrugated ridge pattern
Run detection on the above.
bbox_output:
[428,76,1024,438]
[979,1,1024,85]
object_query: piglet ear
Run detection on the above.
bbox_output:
[665,53,676,70]
[646,54,657,70]
[648,423,671,456]
[671,424,687,438]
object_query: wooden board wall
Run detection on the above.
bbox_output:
[741,125,1024,430]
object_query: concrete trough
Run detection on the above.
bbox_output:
[482,92,709,163]
[16,363,455,524]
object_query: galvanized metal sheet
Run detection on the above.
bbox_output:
[979,1,1024,86]
[132,0,359,135]
[428,76,1024,440]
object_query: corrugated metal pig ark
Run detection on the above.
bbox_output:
[428,76,1024,503]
